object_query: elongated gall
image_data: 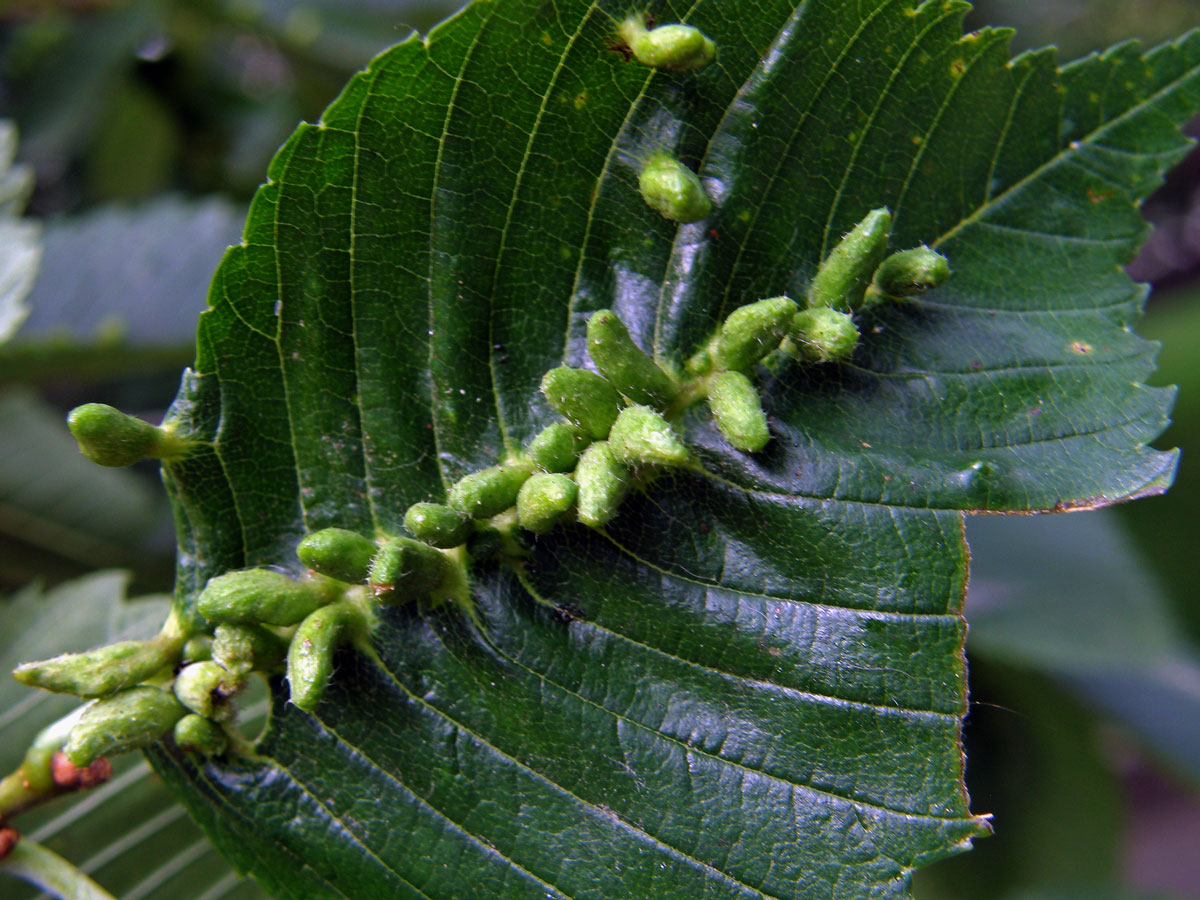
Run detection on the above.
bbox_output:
[173,660,242,720]
[13,637,180,699]
[67,403,188,467]
[638,153,712,224]
[287,601,367,712]
[526,423,589,473]
[586,309,677,407]
[808,208,892,311]
[790,308,860,363]
[404,502,472,548]
[574,441,631,528]
[197,568,340,627]
[447,461,534,519]
[212,623,288,678]
[63,686,187,767]
[715,296,798,371]
[872,245,951,297]
[517,473,579,534]
[369,537,453,599]
[173,714,228,756]
[540,367,623,440]
[608,405,690,467]
[296,528,377,584]
[708,370,770,452]
[619,18,716,72]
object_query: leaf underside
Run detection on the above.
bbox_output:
[152,2,1200,898]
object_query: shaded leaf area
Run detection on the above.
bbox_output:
[0,573,267,900]
[150,1,1199,898]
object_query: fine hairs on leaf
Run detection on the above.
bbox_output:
[8,2,1199,899]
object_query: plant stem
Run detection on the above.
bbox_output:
[0,707,109,825]
[0,838,118,900]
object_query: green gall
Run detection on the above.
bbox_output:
[212,623,287,679]
[12,636,181,699]
[447,460,534,519]
[173,661,242,720]
[63,686,187,767]
[181,635,213,664]
[638,153,712,224]
[608,405,691,468]
[287,601,367,712]
[708,371,770,452]
[619,18,717,73]
[296,528,377,584]
[715,296,799,371]
[369,537,454,599]
[540,367,623,440]
[197,568,341,627]
[872,245,951,297]
[808,208,892,311]
[517,473,579,534]
[173,715,228,757]
[403,502,472,548]
[526,423,589,473]
[574,442,631,528]
[66,403,189,467]
[586,309,678,408]
[790,308,860,363]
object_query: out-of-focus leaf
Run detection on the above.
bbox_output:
[967,0,1200,57]
[0,840,117,900]
[0,120,39,345]
[0,389,168,584]
[912,665,1125,900]
[7,3,159,181]
[1,194,242,389]
[967,511,1200,781]
[0,573,269,900]
[85,81,180,202]
[248,0,470,68]
[1065,657,1200,785]
[1001,889,1174,900]
[17,195,243,348]
[1117,291,1200,642]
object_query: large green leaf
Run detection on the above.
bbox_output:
[146,2,1200,897]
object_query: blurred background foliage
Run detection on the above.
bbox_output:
[0,1,1197,899]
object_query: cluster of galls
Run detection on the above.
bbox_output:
[682,207,951,450]
[19,207,950,764]
[16,15,951,766]
[11,612,235,765]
